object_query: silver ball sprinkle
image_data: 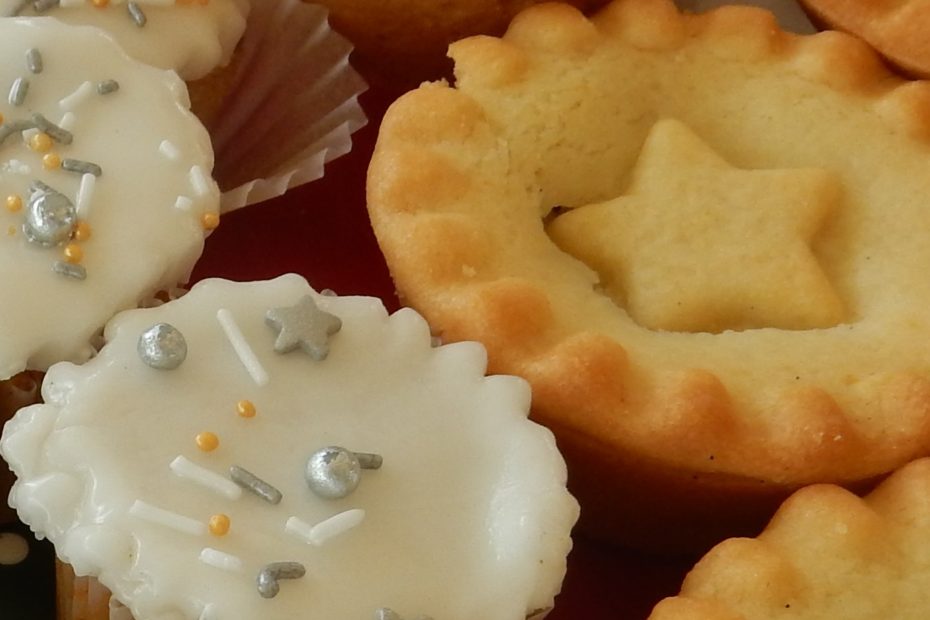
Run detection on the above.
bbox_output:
[305,446,384,499]
[306,447,360,499]
[23,187,75,247]
[137,323,187,370]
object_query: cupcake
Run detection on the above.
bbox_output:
[2,1,250,125]
[1,275,579,620]
[0,18,219,390]
[0,3,370,208]
[1,1,249,81]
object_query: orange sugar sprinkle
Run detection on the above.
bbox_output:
[236,400,256,418]
[208,514,230,536]
[201,212,220,230]
[195,431,219,452]
[5,195,22,213]
[91,0,109,7]
[29,132,53,153]
[42,153,61,170]
[73,221,92,242]
[63,243,83,264]
[0,113,4,124]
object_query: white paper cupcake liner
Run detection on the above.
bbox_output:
[210,0,368,212]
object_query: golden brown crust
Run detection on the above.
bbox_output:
[799,0,930,78]
[367,0,930,548]
[651,458,930,618]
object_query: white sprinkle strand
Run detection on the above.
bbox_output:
[129,500,206,536]
[2,159,30,175]
[170,456,243,500]
[58,112,76,132]
[59,81,94,112]
[284,516,314,543]
[198,603,218,620]
[20,128,38,146]
[158,139,181,161]
[189,165,210,196]
[174,195,193,211]
[60,0,86,7]
[199,548,244,573]
[216,308,269,387]
[75,173,95,218]
[286,509,366,546]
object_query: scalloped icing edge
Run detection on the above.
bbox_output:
[1,275,578,620]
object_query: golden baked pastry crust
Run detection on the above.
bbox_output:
[650,458,930,619]
[799,0,930,78]
[367,0,930,548]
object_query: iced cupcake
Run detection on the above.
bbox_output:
[1,3,369,208]
[2,1,250,125]
[1,275,578,620]
[1,1,249,81]
[0,18,219,386]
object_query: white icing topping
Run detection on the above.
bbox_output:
[1,275,578,620]
[0,19,219,377]
[1,1,250,81]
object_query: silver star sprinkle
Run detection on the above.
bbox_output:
[265,295,341,360]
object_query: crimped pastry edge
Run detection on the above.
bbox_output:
[367,0,930,547]
[650,457,930,618]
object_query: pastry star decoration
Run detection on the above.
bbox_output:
[265,295,342,360]
[548,119,845,333]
